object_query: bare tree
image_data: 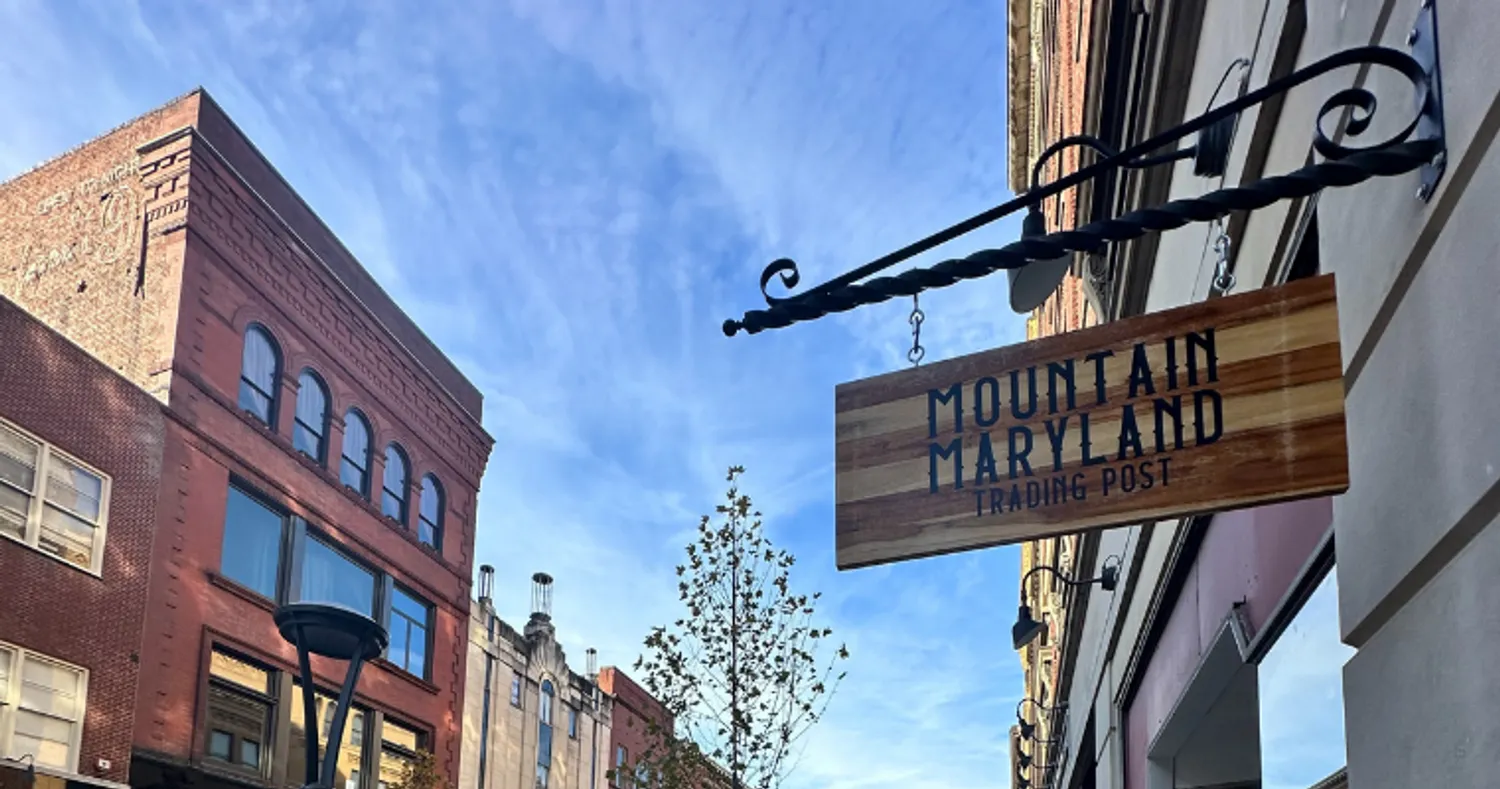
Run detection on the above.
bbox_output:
[633,466,849,789]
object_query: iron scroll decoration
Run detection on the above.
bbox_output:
[722,38,1447,338]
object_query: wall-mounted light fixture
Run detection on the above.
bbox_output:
[1015,698,1065,740]
[1012,557,1121,650]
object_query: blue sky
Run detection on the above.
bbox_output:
[0,2,1030,788]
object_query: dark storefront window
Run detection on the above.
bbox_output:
[221,486,286,600]
[1258,567,1352,789]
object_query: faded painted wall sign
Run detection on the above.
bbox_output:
[833,274,1349,570]
[20,154,142,282]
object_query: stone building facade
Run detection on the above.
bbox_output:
[1007,2,1499,789]
[0,296,166,789]
[459,569,612,789]
[1008,2,1101,787]
[0,88,494,789]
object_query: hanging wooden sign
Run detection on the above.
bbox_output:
[834,273,1348,570]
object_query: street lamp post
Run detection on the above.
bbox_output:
[274,603,390,789]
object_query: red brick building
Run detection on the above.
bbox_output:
[0,296,166,789]
[0,89,494,789]
[593,669,669,789]
[594,669,728,789]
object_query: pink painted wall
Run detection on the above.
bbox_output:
[1123,497,1331,789]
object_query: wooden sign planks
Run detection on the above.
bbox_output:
[834,273,1349,570]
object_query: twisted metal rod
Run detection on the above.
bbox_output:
[723,44,1441,337]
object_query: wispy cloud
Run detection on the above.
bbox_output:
[0,2,1027,787]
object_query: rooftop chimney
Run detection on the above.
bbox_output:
[525,572,556,640]
[478,564,495,611]
[586,647,598,679]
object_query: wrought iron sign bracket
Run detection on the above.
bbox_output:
[722,0,1448,338]
[1412,0,1446,200]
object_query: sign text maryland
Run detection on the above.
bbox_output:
[834,274,1349,570]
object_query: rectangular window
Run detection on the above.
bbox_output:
[0,420,110,574]
[299,536,376,618]
[286,685,367,789]
[220,486,287,600]
[205,649,274,776]
[0,643,87,772]
[567,707,578,739]
[510,675,522,707]
[388,587,431,679]
[535,763,549,789]
[612,746,627,787]
[378,718,423,789]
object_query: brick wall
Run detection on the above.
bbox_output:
[595,667,671,785]
[0,295,166,786]
[0,92,198,401]
[2,87,494,789]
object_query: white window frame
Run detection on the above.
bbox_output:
[0,418,112,576]
[0,641,89,774]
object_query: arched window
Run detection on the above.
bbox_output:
[381,444,410,523]
[340,410,372,497]
[539,680,554,725]
[293,371,330,464]
[537,679,555,789]
[418,474,444,550]
[238,326,281,426]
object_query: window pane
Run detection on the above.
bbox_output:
[388,601,429,678]
[341,413,371,495]
[287,690,366,789]
[20,657,80,720]
[43,454,102,522]
[382,447,407,521]
[568,708,577,738]
[0,481,31,540]
[240,329,279,424]
[0,424,39,493]
[537,725,552,767]
[211,650,271,693]
[1258,568,1353,789]
[536,764,549,789]
[208,685,270,767]
[380,749,412,789]
[382,720,421,752]
[300,537,375,617]
[38,504,96,568]
[418,476,442,548]
[540,681,553,725]
[221,487,284,600]
[209,730,233,760]
[510,676,521,705]
[13,709,74,770]
[0,649,10,703]
[295,373,328,461]
[242,739,262,768]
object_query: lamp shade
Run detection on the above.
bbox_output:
[1012,603,1048,650]
[1009,207,1072,314]
[274,603,388,662]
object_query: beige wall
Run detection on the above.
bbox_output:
[459,606,613,789]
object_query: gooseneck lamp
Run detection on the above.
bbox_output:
[1013,558,1121,650]
[274,603,389,789]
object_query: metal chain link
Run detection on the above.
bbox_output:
[1212,228,1236,294]
[907,294,925,366]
